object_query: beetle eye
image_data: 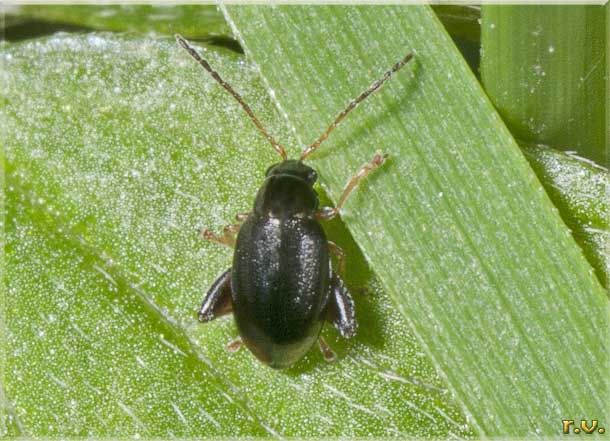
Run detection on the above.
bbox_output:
[307,170,318,184]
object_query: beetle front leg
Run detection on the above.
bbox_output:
[198,268,233,322]
[200,223,241,248]
[200,212,249,247]
[325,272,357,338]
[316,153,388,221]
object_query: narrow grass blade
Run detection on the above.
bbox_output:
[225,5,609,437]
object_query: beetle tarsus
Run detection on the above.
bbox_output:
[235,212,250,222]
[336,153,388,211]
[316,153,388,221]
[315,206,338,221]
[200,223,240,248]
[226,337,242,353]
[318,336,337,363]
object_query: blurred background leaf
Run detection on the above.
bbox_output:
[432,5,481,75]
[481,5,608,167]
[2,5,235,49]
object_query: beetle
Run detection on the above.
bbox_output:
[176,34,412,369]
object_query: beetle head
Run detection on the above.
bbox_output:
[256,160,319,217]
[265,160,317,186]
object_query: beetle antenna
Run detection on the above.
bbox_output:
[175,34,288,160]
[300,52,413,161]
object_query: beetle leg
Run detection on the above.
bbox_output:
[226,336,242,353]
[202,211,248,247]
[316,153,388,221]
[198,268,233,322]
[235,212,250,222]
[325,272,358,338]
[200,223,241,248]
[327,240,346,276]
[318,336,337,362]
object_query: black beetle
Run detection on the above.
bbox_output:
[176,34,412,369]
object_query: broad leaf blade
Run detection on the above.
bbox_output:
[4,184,266,436]
[225,5,609,437]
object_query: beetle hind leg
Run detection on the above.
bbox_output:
[226,336,242,353]
[318,336,337,362]
[198,268,233,322]
[325,272,358,338]
[327,240,346,276]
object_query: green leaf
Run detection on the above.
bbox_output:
[435,7,609,290]
[4,185,268,437]
[2,33,470,437]
[432,5,481,74]
[479,5,609,289]
[433,5,480,44]
[522,144,610,288]
[224,5,609,437]
[4,5,229,41]
[480,5,608,166]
